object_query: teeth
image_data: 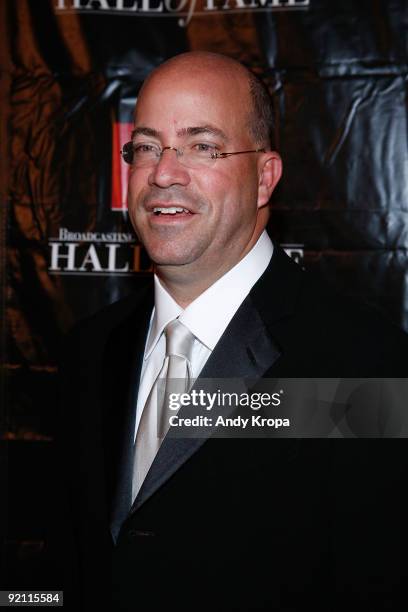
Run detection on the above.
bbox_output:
[153,207,191,215]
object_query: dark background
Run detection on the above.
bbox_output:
[1,0,407,589]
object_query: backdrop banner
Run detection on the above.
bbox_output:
[1,0,407,588]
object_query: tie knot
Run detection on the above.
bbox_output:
[165,319,195,363]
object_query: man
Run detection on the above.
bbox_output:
[56,52,408,611]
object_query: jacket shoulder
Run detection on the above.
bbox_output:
[58,281,153,369]
[258,246,408,375]
[69,281,152,340]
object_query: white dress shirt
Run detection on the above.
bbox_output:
[133,230,273,441]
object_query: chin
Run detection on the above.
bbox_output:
[146,246,199,267]
[150,255,193,267]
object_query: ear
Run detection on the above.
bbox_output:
[257,152,282,208]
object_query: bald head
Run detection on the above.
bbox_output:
[136,52,275,149]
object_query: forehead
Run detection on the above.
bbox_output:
[134,68,251,140]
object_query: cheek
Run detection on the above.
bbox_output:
[127,172,153,223]
[128,168,147,198]
[199,167,255,219]
[195,170,232,212]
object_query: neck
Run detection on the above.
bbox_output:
[155,262,232,309]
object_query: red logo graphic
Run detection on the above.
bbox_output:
[111,121,132,211]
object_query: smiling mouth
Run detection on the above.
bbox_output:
[152,206,193,216]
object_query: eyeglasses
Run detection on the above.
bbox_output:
[120,142,266,169]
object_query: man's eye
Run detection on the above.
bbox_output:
[192,143,218,154]
[134,144,159,154]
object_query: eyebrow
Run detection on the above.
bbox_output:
[131,124,228,141]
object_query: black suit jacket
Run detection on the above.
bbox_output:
[54,246,408,612]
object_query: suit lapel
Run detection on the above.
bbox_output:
[128,292,282,514]
[102,285,154,541]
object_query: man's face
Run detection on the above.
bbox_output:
[127,66,277,275]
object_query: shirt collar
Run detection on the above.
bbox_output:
[144,230,273,358]
[144,276,183,359]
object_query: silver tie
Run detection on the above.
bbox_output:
[132,318,196,502]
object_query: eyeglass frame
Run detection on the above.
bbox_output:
[120,142,266,166]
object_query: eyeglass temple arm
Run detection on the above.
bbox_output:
[212,148,266,159]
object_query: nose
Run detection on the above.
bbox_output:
[148,147,191,188]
